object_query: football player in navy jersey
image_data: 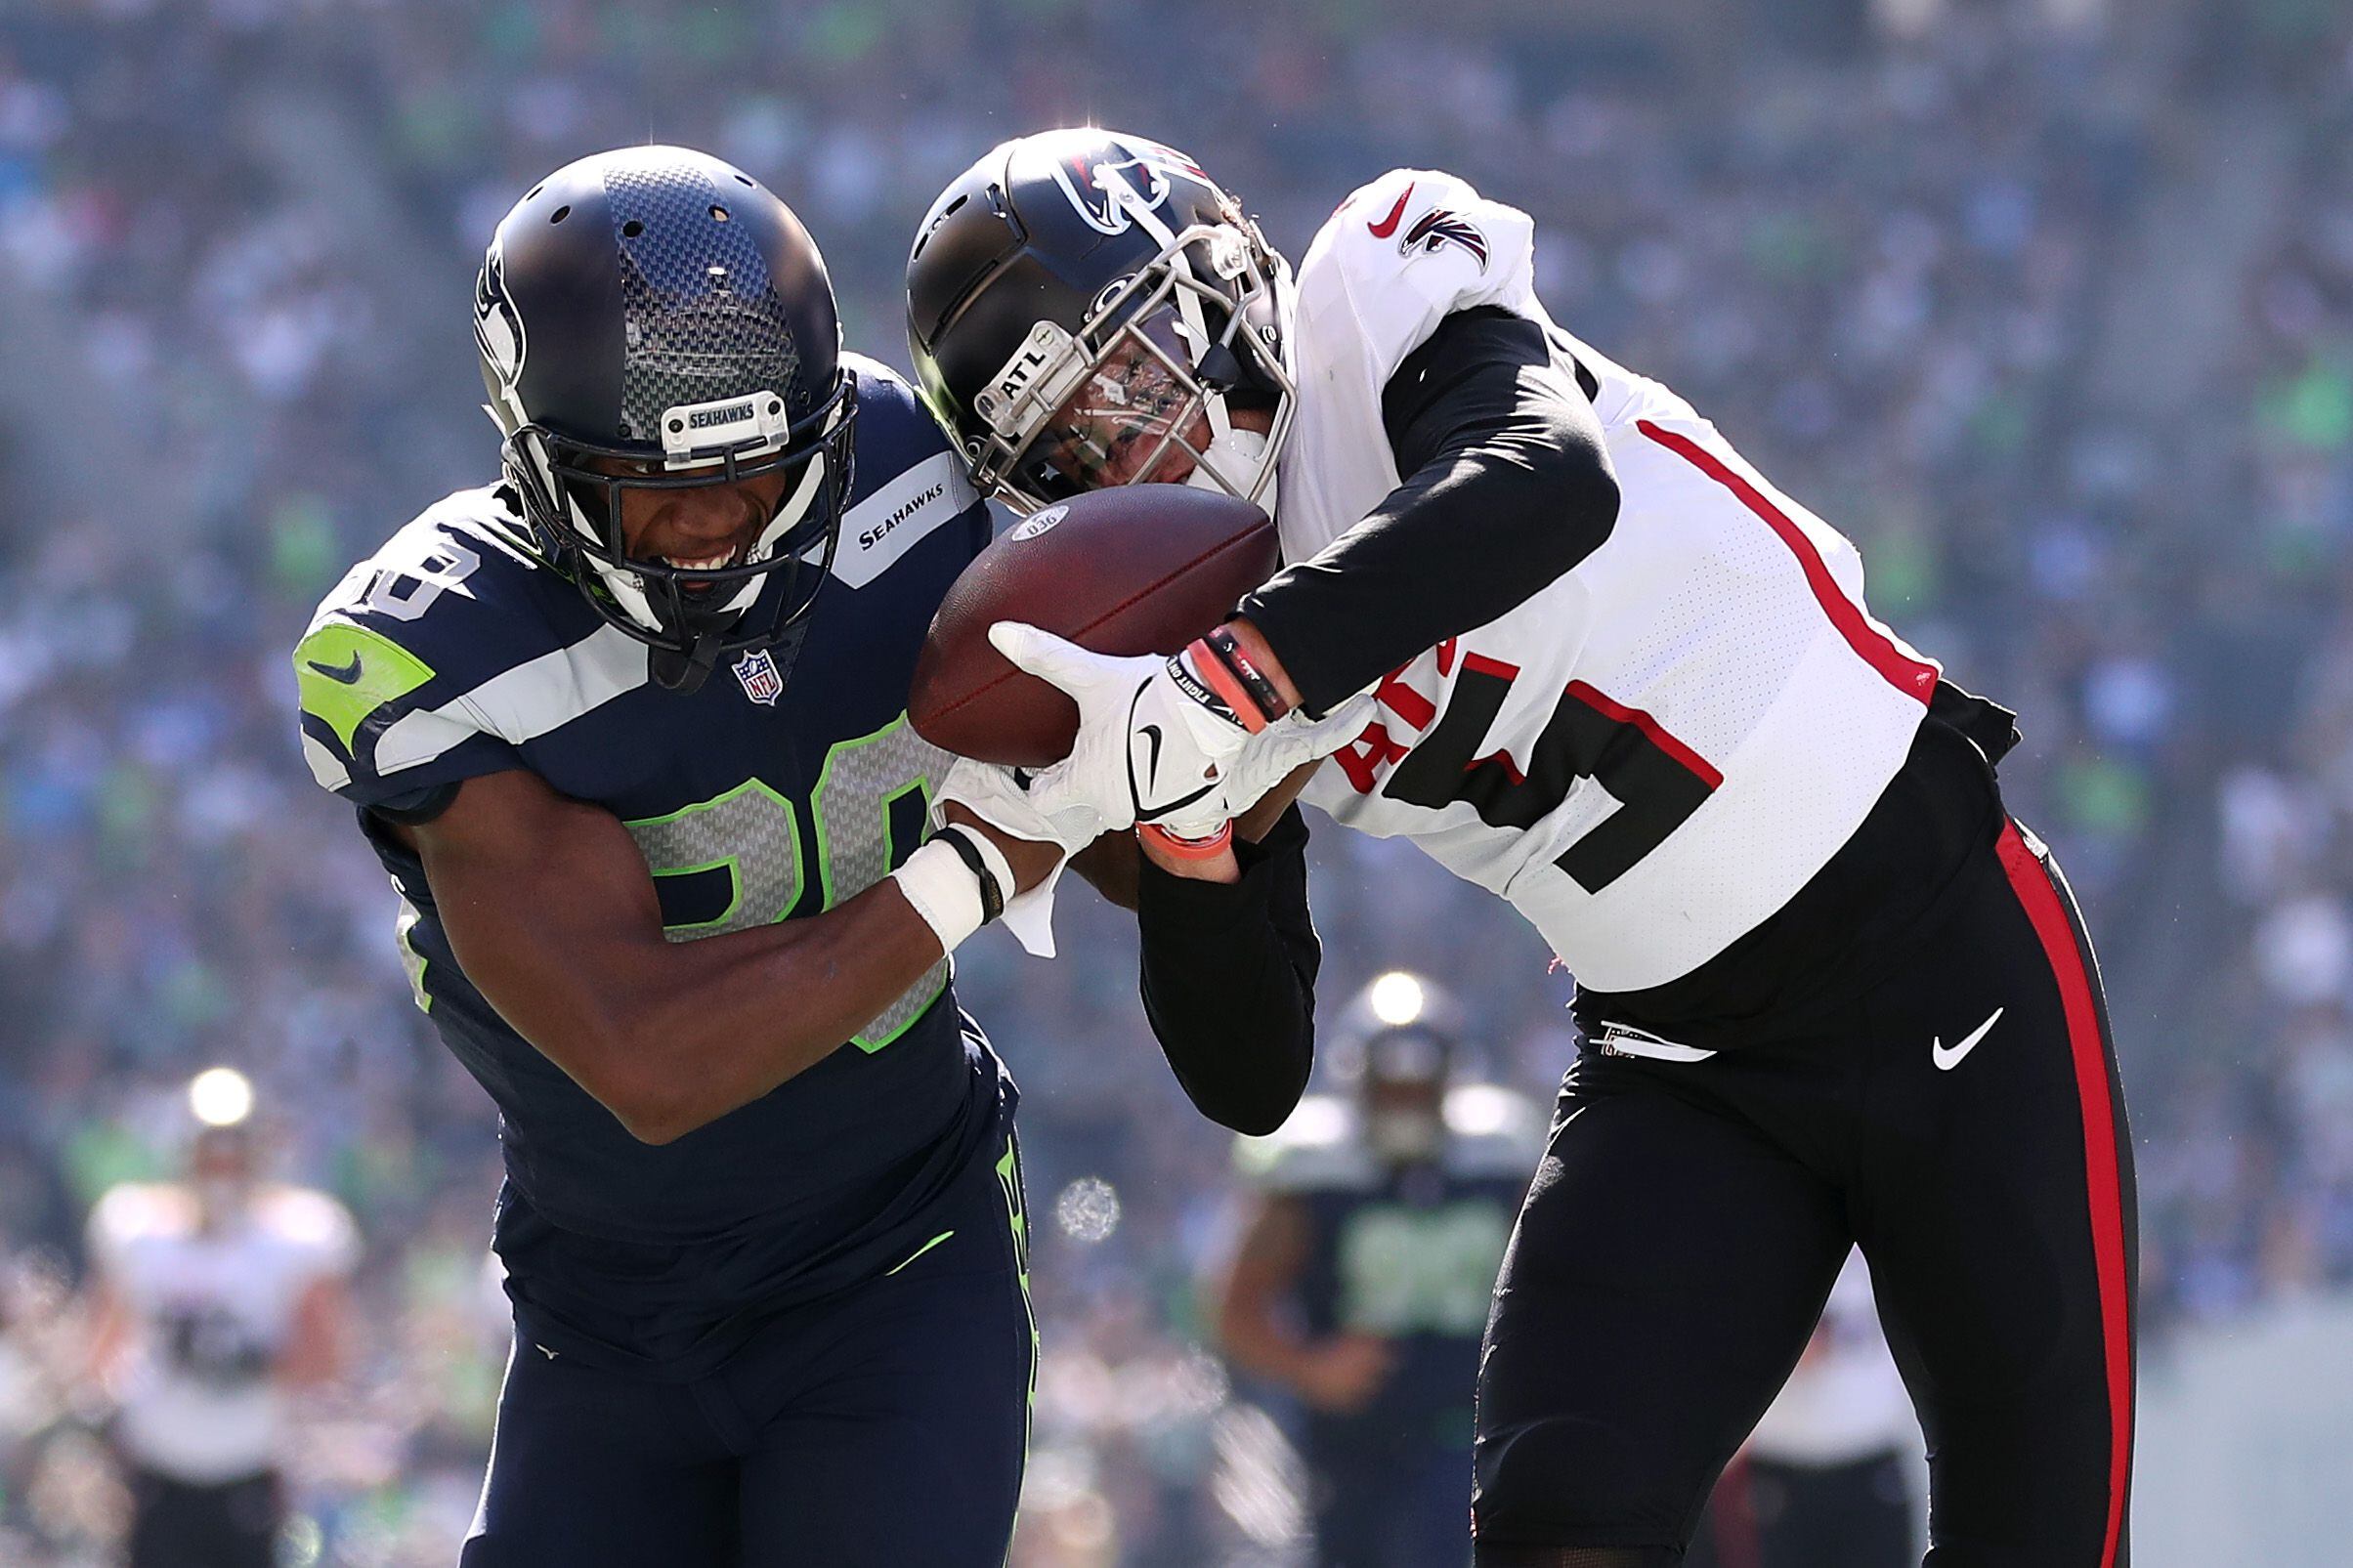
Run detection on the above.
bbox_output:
[1218,974,1536,1568]
[290,147,1153,1567]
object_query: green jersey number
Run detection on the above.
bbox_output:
[623,716,950,1053]
[1337,1200,1515,1337]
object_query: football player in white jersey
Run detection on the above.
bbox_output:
[84,1072,357,1568]
[908,130,2137,1567]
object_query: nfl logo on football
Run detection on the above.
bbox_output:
[732,648,784,706]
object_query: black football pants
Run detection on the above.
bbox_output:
[1471,821,2135,1567]
[124,1466,281,1568]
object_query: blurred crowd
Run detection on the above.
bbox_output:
[4,0,2353,1559]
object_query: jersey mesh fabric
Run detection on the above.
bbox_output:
[1283,170,1934,992]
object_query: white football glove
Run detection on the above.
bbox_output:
[931,754,1108,958]
[989,621,1254,840]
[1216,691,1380,812]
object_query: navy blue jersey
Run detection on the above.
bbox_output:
[1298,1165,1524,1458]
[295,359,1005,1375]
[1242,1094,1535,1460]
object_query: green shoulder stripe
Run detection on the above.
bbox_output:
[293,621,437,751]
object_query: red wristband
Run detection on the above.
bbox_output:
[1182,627,1286,734]
[1140,822,1235,861]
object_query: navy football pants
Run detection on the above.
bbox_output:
[1473,822,2136,1566]
[1315,1438,1474,1568]
[460,1139,1035,1568]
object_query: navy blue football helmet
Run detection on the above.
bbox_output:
[905,128,1291,515]
[476,146,856,692]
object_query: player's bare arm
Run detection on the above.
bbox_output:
[1215,1192,1391,1414]
[277,1274,351,1389]
[389,768,1052,1145]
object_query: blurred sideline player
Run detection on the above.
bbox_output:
[290,147,1154,1566]
[83,1070,356,1568]
[907,130,2137,1565]
[1217,973,1536,1568]
[1697,1251,1917,1568]
[1738,1251,1918,1568]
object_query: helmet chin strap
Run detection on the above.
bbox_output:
[1185,414,1278,515]
[650,626,726,694]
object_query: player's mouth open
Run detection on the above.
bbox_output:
[662,548,742,572]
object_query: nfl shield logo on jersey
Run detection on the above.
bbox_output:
[732,648,784,705]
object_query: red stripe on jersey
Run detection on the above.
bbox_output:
[1994,823,2134,1568]
[1471,750,1525,785]
[1371,666,1437,730]
[1462,651,1519,681]
[1565,680,1724,789]
[1635,420,1937,705]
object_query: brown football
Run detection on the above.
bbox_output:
[910,485,1279,767]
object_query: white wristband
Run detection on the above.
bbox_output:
[889,838,988,954]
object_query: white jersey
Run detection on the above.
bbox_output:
[1282,170,1940,993]
[88,1182,359,1482]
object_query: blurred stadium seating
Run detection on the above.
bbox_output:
[3,0,2351,1559]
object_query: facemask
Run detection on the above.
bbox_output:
[194,1175,249,1224]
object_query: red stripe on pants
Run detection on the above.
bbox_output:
[1994,821,2132,1567]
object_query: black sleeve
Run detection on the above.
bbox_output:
[1236,306,1620,715]
[1134,805,1319,1135]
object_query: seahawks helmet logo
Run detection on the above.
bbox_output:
[474,240,528,387]
[1051,139,1211,236]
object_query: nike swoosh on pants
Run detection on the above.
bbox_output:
[1931,1007,2004,1071]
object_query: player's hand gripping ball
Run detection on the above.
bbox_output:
[909,486,1279,768]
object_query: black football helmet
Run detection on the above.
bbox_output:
[1332,971,1465,1165]
[905,128,1292,515]
[476,146,856,692]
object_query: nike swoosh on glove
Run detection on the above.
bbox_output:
[989,621,1252,839]
[932,755,1106,957]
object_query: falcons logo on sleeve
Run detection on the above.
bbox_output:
[1398,207,1490,271]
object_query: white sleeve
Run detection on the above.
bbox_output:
[85,1186,138,1280]
[267,1189,362,1283]
[1291,167,1547,400]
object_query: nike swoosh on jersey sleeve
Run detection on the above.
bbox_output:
[294,622,438,752]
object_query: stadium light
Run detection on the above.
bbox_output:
[1367,970,1426,1028]
[189,1067,255,1128]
